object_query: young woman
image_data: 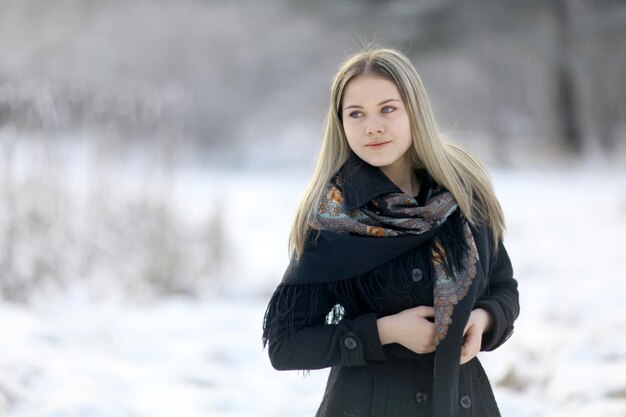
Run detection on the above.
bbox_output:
[262,47,519,417]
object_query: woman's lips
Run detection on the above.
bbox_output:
[365,141,391,149]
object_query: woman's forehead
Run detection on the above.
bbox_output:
[342,75,401,106]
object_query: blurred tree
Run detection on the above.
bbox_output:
[1,0,625,160]
[551,0,583,154]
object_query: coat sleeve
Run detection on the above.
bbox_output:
[264,281,387,371]
[474,235,520,352]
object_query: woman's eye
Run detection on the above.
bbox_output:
[348,111,363,118]
[382,106,396,113]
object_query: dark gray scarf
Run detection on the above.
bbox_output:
[263,157,484,417]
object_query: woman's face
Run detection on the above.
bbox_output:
[341,75,413,174]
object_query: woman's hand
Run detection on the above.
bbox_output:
[377,306,436,354]
[460,308,493,364]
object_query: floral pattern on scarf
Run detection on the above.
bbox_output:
[309,173,479,343]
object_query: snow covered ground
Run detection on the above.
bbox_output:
[1,164,626,417]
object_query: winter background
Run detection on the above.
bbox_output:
[1,1,626,416]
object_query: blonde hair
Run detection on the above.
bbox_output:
[289,47,504,259]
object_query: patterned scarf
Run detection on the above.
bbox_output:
[310,174,479,346]
[308,172,482,417]
[263,162,485,417]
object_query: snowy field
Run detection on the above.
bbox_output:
[1,164,626,417]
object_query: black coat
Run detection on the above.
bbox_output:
[264,163,520,417]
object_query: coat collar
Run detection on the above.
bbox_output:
[337,152,435,211]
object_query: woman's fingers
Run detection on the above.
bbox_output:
[460,326,482,364]
[393,308,438,354]
[398,306,486,360]
[414,305,435,318]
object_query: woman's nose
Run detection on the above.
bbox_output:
[366,123,385,135]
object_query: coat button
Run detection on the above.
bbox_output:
[412,268,423,282]
[459,395,472,409]
[343,336,358,350]
[415,391,428,405]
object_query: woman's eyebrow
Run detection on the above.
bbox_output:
[343,98,400,110]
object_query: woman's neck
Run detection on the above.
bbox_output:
[380,160,419,196]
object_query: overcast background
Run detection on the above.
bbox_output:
[0,1,625,416]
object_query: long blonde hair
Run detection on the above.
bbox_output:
[289,47,504,259]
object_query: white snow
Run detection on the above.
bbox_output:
[1,164,626,417]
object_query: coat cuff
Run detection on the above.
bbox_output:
[339,313,386,366]
[475,299,514,352]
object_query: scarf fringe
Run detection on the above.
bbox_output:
[263,243,446,348]
[262,210,470,349]
[433,210,469,275]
